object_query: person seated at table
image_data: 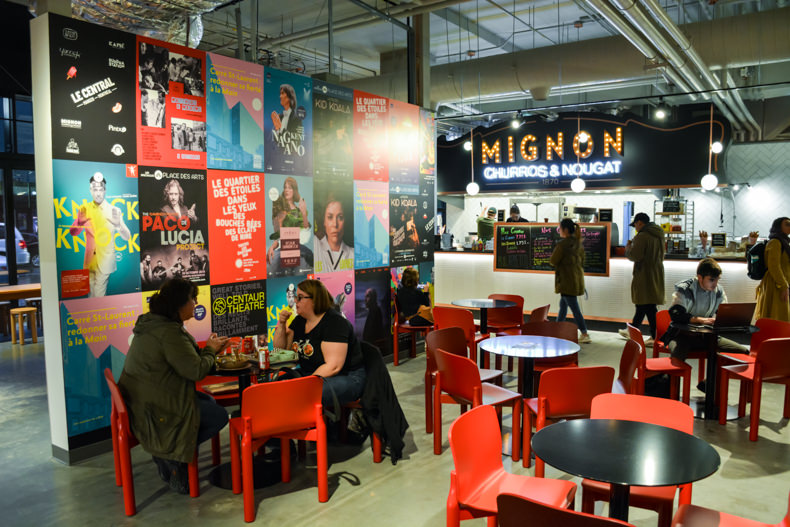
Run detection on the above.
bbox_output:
[273,279,366,413]
[396,267,432,326]
[118,278,231,494]
[661,258,748,389]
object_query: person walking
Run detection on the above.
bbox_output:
[551,218,591,343]
[755,217,790,322]
[619,212,665,346]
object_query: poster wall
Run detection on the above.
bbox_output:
[264,68,313,176]
[206,53,264,171]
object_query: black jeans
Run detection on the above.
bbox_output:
[632,304,658,338]
[196,391,229,445]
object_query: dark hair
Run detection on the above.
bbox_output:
[148,278,198,321]
[280,84,297,109]
[401,267,420,288]
[560,218,581,241]
[297,279,335,314]
[317,193,345,240]
[162,179,184,206]
[696,258,722,279]
[510,205,520,214]
[768,217,790,257]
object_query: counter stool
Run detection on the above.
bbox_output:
[10,307,38,345]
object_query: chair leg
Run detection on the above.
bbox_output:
[211,435,220,466]
[280,437,291,482]
[425,371,433,434]
[317,429,329,502]
[581,488,596,514]
[681,371,690,405]
[784,384,790,419]
[188,450,200,498]
[433,382,443,455]
[371,431,383,463]
[719,370,730,426]
[118,435,136,516]
[393,329,399,367]
[738,381,748,417]
[10,314,16,344]
[510,400,521,463]
[230,427,242,495]
[522,409,533,469]
[669,376,679,401]
[697,357,706,384]
[410,332,417,359]
[657,502,673,527]
[749,379,762,442]
[486,516,498,527]
[30,312,38,343]
[241,437,255,522]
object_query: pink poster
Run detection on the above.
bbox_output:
[310,270,355,322]
[60,293,143,358]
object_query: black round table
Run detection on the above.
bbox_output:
[450,298,516,348]
[532,419,720,522]
[478,335,579,397]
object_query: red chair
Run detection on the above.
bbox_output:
[447,405,577,527]
[627,324,691,405]
[672,489,790,526]
[433,348,523,462]
[654,310,707,384]
[424,327,503,434]
[529,304,551,323]
[433,305,488,364]
[524,366,615,473]
[488,294,525,371]
[615,339,642,395]
[498,493,635,527]
[104,369,202,516]
[719,337,790,441]
[720,318,790,366]
[520,320,580,395]
[229,376,328,522]
[392,293,433,366]
[581,393,695,527]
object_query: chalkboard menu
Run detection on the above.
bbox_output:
[494,222,610,276]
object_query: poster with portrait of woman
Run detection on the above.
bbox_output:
[353,267,391,355]
[313,176,354,274]
[138,166,210,288]
[264,173,314,277]
[263,68,313,176]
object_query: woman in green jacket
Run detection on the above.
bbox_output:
[119,278,230,494]
[550,218,591,343]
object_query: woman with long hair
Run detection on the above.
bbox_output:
[550,218,591,343]
[267,177,310,264]
[396,267,432,326]
[755,217,790,321]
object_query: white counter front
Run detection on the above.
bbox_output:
[434,252,756,322]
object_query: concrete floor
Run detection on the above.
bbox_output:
[0,328,788,526]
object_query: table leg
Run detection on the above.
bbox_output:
[703,334,718,420]
[520,358,536,399]
[609,483,630,521]
[479,308,488,335]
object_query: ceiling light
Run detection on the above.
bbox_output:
[570,177,586,193]
[701,173,718,190]
[655,108,666,120]
[511,118,520,129]
[466,182,480,195]
[732,184,740,191]
[711,141,723,154]
[463,141,472,151]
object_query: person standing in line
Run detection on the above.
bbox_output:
[619,212,665,346]
[550,218,591,343]
[755,217,790,322]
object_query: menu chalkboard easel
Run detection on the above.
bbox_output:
[493,222,610,276]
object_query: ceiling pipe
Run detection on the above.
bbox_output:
[725,71,762,140]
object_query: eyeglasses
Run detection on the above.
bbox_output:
[296,294,312,302]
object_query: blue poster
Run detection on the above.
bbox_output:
[263,68,313,176]
[265,274,306,349]
[353,180,389,269]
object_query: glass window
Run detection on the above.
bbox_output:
[15,97,33,122]
[0,120,10,153]
[16,122,34,154]
[0,98,10,120]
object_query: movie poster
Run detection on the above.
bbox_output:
[416,174,436,263]
[53,160,140,299]
[313,81,353,179]
[264,173,314,277]
[207,169,265,283]
[419,108,436,176]
[313,176,354,274]
[136,37,206,169]
[311,270,354,322]
[353,90,388,181]
[265,274,303,349]
[210,279,266,337]
[138,166,209,289]
[353,267,391,354]
[264,68,313,176]
[206,53,264,171]
[388,99,419,194]
[353,180,389,269]
[389,193,420,266]
[48,15,137,164]
[59,293,142,436]
[142,285,212,342]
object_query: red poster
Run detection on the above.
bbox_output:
[136,37,207,169]
[207,170,266,283]
[353,90,388,181]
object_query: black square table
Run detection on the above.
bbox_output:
[531,418,720,522]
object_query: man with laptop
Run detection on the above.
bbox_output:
[665,258,750,389]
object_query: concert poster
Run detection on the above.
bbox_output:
[210,279,267,337]
[52,159,140,299]
[353,180,389,269]
[264,173,314,278]
[353,90,388,181]
[206,53,264,171]
[389,192,420,266]
[313,175,354,274]
[310,270,354,322]
[388,99,419,194]
[265,274,304,350]
[207,169,266,283]
[416,173,436,264]
[136,36,206,169]
[138,166,209,289]
[59,293,142,437]
[313,81,353,180]
[48,14,137,164]
[263,68,313,176]
[419,108,436,176]
[353,267,391,354]
[142,285,212,342]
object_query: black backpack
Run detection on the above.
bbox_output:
[747,241,767,280]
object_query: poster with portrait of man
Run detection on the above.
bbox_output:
[138,166,209,289]
[263,68,313,176]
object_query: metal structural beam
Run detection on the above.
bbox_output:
[433,7,520,52]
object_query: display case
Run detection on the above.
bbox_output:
[654,199,694,255]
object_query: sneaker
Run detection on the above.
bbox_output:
[578,333,592,344]
[617,328,630,339]
[152,456,170,484]
[644,337,654,348]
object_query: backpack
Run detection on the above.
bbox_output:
[747,241,767,280]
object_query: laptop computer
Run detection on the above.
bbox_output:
[689,302,756,332]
